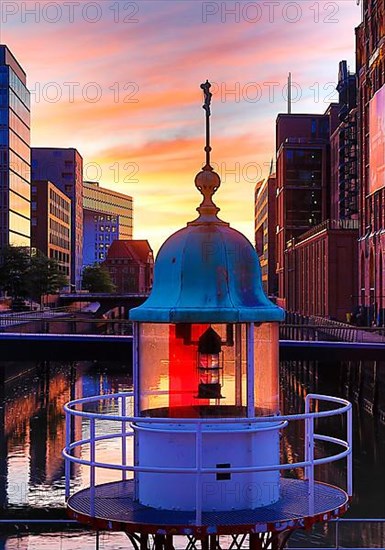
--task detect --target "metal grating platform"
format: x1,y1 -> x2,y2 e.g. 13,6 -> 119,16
67,478 -> 349,536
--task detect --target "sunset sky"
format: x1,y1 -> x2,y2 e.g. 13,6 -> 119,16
0,0 -> 362,253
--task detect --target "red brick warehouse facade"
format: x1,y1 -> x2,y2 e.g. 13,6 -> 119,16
356,0 -> 385,324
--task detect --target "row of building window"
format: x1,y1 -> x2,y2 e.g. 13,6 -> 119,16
93,214 -> 118,222
10,127 -> 30,164
108,259 -> 135,265
96,225 -> 117,234
49,249 -> 70,264
84,189 -> 133,212
48,190 -> 70,224
109,267 -> 136,274
9,68 -> 30,110
9,210 -> 30,237
96,243 -> 110,250
9,189 -> 30,218
49,217 -> 70,239
10,149 -> 30,180
49,249 -> 70,276
49,233 -> 70,249
98,233 -> 114,242
9,90 -> 30,127
10,109 -> 29,144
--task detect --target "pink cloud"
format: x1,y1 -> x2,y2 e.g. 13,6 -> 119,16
1,0 -> 362,251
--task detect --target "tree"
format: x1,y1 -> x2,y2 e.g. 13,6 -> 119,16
82,264 -> 116,293
26,251 -> 68,303
0,245 -> 30,300
0,246 -> 68,306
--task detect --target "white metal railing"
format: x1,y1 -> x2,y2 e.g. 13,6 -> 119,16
63,393 -> 353,526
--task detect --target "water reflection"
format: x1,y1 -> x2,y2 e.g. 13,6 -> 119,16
0,359 -> 383,548
281,360 -> 385,549
0,361 -> 132,509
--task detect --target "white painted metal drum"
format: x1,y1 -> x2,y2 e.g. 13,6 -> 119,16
134,421 -> 284,511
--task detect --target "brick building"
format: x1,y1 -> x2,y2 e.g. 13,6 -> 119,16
285,220 -> 358,321
276,107 -> 339,306
254,174 -> 277,296
275,66 -> 360,320
356,0 -> 385,323
103,240 -> 153,293
330,61 -> 358,222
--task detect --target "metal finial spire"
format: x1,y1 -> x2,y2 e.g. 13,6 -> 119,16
200,80 -> 212,169
192,80 -> 223,225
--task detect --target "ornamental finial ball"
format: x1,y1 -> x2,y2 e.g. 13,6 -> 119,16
194,168 -> 221,208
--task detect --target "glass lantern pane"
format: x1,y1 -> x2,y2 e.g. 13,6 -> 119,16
139,323 -> 170,414
138,323 -> 248,418
212,323 -> 247,413
254,322 -> 279,415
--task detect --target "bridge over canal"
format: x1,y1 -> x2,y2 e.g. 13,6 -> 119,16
0,333 -> 385,361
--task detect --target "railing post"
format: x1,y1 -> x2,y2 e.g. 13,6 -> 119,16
347,404 -> 353,497
65,408 -> 71,501
334,518 -> 339,549
90,417 -> 96,517
195,422 -> 202,526
304,395 -> 310,477
122,395 -> 127,481
305,395 -> 315,516
246,323 -> 255,418
308,414 -> 315,516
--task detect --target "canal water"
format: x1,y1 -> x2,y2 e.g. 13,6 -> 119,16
0,359 -> 384,549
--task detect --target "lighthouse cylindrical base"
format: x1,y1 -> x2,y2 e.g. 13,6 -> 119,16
134,420 -> 284,511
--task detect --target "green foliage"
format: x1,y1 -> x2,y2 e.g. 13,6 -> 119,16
0,245 -> 30,299
26,251 -> 68,302
0,246 -> 68,303
82,264 -> 116,293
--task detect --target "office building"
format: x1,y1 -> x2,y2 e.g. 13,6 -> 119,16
276,63 -> 360,321
0,45 -> 31,248
31,180 -> 71,280
83,181 -> 133,266
254,174 -> 277,296
31,148 -> 83,289
276,108 -> 339,306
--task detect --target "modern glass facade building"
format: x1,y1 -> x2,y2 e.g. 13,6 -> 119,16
0,45 -> 31,248
83,181 -> 133,266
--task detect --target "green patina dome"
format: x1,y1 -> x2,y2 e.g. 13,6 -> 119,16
130,166 -> 284,324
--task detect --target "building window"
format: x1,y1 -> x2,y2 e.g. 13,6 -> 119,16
311,119 -> 317,138
256,226 -> 264,256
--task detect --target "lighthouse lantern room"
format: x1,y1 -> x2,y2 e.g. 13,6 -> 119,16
64,82 -> 353,550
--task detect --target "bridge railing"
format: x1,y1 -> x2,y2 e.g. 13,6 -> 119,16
0,313 -> 133,334
280,322 -> 385,343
